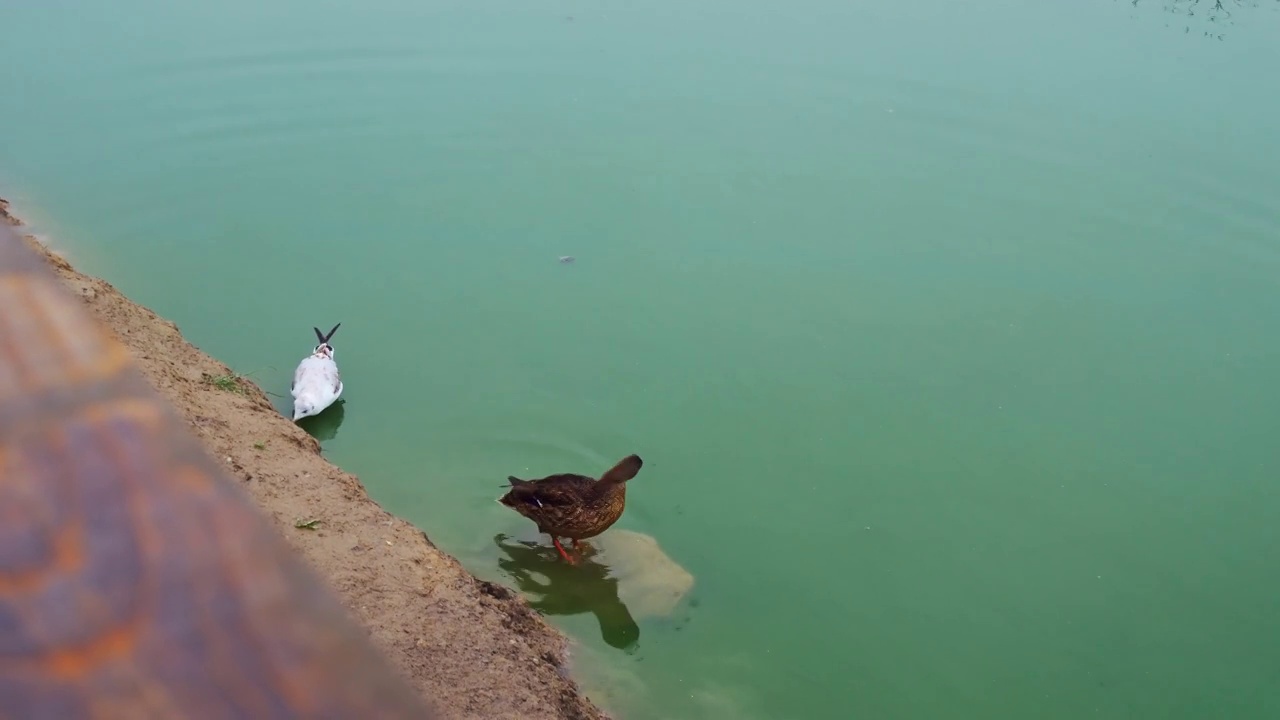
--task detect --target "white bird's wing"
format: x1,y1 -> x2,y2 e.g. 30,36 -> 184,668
323,360 -> 341,395
293,356 -> 342,406
291,358 -> 309,396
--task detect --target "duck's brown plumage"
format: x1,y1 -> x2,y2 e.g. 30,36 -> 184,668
499,454 -> 643,561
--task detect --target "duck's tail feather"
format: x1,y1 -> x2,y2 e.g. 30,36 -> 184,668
498,477 -> 531,507
600,454 -> 643,484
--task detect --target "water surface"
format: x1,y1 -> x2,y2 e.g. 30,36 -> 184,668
3,1 -> 1279,717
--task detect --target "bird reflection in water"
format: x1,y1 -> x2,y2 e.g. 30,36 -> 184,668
296,398 -> 345,442
494,533 -> 640,651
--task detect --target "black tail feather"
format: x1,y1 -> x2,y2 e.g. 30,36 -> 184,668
313,323 -> 342,345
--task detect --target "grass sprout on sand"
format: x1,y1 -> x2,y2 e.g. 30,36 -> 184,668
202,371 -> 250,394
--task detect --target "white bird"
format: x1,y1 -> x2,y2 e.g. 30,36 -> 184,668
291,323 -> 343,421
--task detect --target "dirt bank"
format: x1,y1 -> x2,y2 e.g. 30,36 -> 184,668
0,197 -> 607,720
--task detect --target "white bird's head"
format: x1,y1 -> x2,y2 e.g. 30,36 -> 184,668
293,399 -> 319,422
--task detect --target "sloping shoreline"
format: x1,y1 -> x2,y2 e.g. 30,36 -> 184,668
1,197 -> 607,720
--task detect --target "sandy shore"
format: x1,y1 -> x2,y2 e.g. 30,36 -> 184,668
1,197 -> 607,720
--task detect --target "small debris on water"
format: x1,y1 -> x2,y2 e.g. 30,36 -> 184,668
558,255 -> 575,264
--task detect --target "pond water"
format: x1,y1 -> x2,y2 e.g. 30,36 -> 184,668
3,1 -> 1279,717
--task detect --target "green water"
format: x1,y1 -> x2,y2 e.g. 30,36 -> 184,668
4,1 -> 1280,717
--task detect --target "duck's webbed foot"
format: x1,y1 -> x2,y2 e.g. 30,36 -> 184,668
551,537 -> 577,564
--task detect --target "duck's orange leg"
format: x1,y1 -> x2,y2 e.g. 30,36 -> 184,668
552,537 -> 576,564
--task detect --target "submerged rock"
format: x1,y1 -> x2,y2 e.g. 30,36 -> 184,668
492,527 -> 695,650
592,529 -> 694,619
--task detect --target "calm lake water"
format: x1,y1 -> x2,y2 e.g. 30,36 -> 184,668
4,1 -> 1280,717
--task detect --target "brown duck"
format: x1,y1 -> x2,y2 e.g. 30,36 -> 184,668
499,454 -> 644,563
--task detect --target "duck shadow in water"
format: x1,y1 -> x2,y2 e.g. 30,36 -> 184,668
296,399 -> 346,442
494,533 -> 640,652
